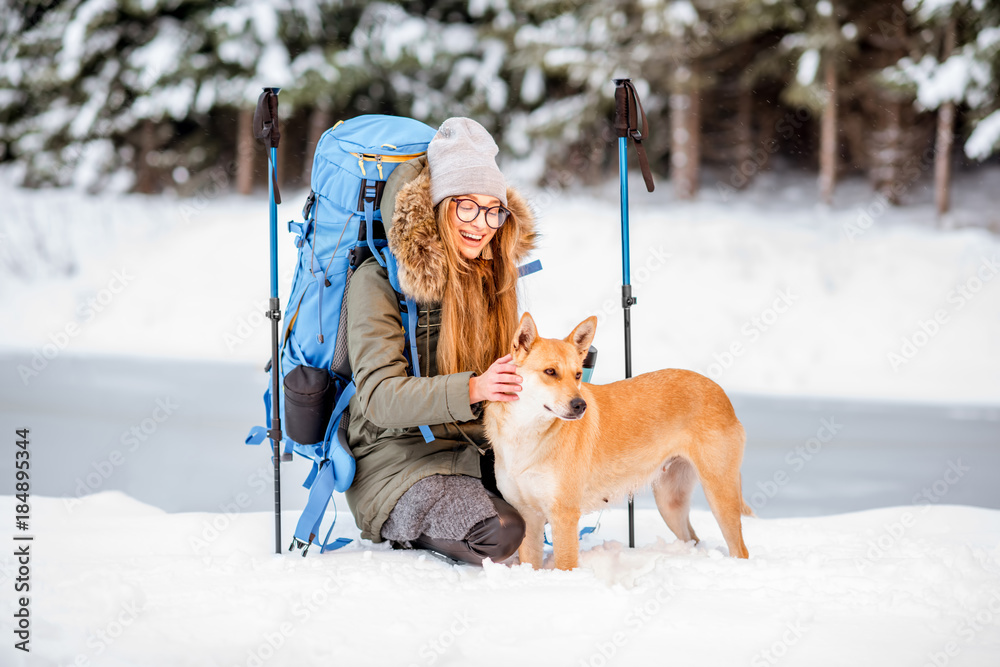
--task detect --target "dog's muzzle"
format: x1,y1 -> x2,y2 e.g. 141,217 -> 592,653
546,398 -> 587,420
567,397 -> 587,420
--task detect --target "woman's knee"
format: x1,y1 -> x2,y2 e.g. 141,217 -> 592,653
467,499 -> 525,561
495,507 -> 527,559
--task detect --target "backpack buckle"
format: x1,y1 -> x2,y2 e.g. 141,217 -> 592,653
302,191 -> 316,221
349,245 -> 374,269
356,180 -> 385,211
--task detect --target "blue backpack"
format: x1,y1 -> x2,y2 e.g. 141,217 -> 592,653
246,115 -> 440,555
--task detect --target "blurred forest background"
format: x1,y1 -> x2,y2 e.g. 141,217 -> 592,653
1,0 -> 999,215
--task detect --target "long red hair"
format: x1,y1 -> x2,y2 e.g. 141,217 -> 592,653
434,196 -> 524,375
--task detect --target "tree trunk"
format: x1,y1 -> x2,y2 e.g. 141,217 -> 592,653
135,119 -> 157,194
237,108 -> 255,196
874,99 -> 904,205
819,57 -> 838,205
758,102 -> 779,170
935,18 -> 957,218
689,88 -> 701,197
305,107 -> 331,186
670,64 -> 701,200
735,85 -> 754,190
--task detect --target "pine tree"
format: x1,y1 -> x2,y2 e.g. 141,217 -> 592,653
499,0 -> 749,197
700,0 -> 800,194
849,1 -> 929,206
493,0 -> 623,186
882,0 -> 1000,216
0,0 -> 230,191
2,0 -> 997,201
777,0 -> 862,205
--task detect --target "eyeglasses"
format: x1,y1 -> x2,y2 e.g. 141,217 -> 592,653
453,198 -> 510,229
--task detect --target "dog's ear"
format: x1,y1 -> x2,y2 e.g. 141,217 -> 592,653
513,312 -> 538,356
565,316 -> 597,359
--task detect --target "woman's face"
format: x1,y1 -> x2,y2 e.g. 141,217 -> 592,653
449,194 -> 501,260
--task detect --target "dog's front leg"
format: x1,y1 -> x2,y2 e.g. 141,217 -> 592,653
518,508 -> 546,569
551,506 -> 582,571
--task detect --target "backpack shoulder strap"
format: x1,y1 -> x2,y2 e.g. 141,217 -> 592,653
379,248 -> 435,443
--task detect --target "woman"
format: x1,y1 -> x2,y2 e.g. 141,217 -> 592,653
344,117 -> 537,565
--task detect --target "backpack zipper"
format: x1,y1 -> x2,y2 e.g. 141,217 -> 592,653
350,151 -> 425,179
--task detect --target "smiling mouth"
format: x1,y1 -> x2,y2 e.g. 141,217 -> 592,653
460,231 -> 483,243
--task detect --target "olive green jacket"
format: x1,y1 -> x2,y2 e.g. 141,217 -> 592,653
344,158 -> 537,542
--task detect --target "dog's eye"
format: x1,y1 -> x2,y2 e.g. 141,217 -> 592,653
544,368 -> 556,376
575,372 -> 582,380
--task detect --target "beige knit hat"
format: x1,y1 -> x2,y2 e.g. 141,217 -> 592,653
427,117 -> 507,207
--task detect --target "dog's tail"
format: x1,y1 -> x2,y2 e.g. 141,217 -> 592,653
739,478 -> 756,517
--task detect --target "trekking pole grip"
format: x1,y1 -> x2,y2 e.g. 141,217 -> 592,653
613,78 -> 631,138
612,79 -> 655,193
254,87 -> 282,204
253,87 -> 282,149
265,88 -> 281,149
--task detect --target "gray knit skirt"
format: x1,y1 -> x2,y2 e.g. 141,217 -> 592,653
380,474 -> 499,545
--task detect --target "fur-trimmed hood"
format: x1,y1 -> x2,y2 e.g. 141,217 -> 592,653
384,161 -> 537,304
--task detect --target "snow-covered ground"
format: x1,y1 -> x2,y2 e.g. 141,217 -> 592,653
2,492 -> 999,667
1,166 -> 999,403
2,169 -> 999,666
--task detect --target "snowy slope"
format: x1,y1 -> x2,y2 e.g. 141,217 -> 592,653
1,168 -> 999,404
2,492 -> 999,667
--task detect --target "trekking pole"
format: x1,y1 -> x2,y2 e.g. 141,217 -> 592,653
613,78 -> 655,549
253,87 -> 284,554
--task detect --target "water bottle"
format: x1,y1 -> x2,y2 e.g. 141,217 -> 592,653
582,346 -> 598,383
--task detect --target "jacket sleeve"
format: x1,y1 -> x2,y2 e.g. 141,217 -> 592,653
347,260 -> 479,429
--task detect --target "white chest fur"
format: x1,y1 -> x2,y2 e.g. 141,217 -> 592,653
488,399 -> 560,516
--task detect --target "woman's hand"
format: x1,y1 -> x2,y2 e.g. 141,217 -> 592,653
469,354 -> 522,403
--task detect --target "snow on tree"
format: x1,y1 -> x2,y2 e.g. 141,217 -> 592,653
1,1 -> 364,192
502,0 -> 777,198
965,108 -> 1000,158
844,2 -> 928,207
1,0 -> 998,203
776,0 -> 859,205
499,0 -> 625,186
0,0 -> 232,192
881,0 -> 1000,214
341,3 -> 494,123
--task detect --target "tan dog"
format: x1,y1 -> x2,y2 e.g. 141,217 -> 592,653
484,313 -> 751,570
